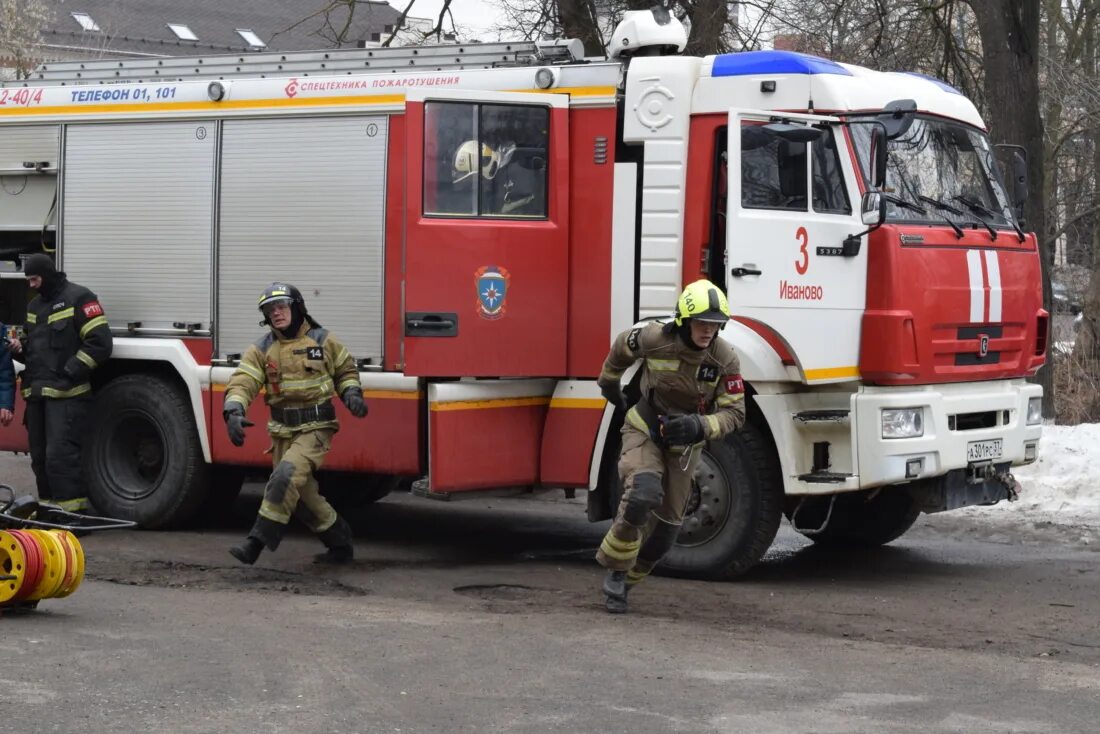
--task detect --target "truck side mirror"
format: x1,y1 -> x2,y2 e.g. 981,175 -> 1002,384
841,191 -> 887,257
861,191 -> 886,226
870,126 -> 888,190
1011,150 -> 1028,213
995,143 -> 1029,222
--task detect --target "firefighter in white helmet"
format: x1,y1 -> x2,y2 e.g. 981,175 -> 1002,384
224,283 -> 368,566
595,280 -> 746,613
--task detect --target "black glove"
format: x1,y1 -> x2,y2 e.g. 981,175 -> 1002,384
600,382 -> 627,412
63,358 -> 91,384
663,414 -> 705,445
342,387 -> 368,418
223,404 -> 254,447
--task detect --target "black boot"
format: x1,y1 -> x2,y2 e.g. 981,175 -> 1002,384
313,515 -> 354,565
602,570 -> 629,614
229,536 -> 264,565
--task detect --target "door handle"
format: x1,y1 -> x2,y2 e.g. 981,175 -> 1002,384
731,267 -> 763,277
405,312 -> 458,337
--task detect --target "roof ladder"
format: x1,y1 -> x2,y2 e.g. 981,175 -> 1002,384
15,39 -> 585,86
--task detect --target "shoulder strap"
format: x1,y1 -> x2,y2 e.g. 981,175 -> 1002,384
306,327 -> 329,345
253,332 -> 275,352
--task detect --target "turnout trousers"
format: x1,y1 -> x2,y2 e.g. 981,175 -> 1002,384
596,424 -> 703,586
25,395 -> 92,510
256,428 -> 339,538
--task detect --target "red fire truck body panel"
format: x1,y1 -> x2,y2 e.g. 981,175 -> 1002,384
429,399 -> 549,492
539,401 -> 606,487
861,226 -> 1046,385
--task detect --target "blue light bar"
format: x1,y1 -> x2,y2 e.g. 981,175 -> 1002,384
712,50 -> 852,78
900,71 -> 963,96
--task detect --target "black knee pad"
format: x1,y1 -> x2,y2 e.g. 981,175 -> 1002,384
623,472 -> 663,526
264,460 -> 296,504
638,519 -> 680,564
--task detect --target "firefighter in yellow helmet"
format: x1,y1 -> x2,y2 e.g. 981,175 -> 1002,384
224,283 -> 368,565
595,280 -> 746,613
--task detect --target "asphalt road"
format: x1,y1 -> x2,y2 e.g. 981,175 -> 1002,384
2,454 -> 1098,733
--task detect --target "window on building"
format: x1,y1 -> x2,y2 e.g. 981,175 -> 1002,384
741,122 -> 807,211
236,29 -> 266,48
71,12 -> 101,32
424,102 -> 550,219
369,32 -> 381,42
384,24 -> 394,33
167,23 -> 199,41
811,128 -> 851,214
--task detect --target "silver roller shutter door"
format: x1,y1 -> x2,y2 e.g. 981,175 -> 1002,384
0,125 -> 59,232
62,122 -> 215,330
217,116 -> 387,361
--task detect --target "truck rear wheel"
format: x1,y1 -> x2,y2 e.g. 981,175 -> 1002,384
787,488 -> 921,548
609,423 -> 784,580
84,374 -> 209,528
319,471 -> 399,512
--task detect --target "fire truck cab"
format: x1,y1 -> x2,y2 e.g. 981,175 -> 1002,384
0,9 -> 1044,578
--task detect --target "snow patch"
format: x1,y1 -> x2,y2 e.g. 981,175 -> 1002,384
961,422 -> 1100,528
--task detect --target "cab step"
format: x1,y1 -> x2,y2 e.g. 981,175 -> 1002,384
793,410 -> 850,424
797,471 -> 853,484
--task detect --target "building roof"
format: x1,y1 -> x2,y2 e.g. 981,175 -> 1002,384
40,0 -> 407,58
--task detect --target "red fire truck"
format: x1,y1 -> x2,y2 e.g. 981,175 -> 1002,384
0,9 -> 1044,578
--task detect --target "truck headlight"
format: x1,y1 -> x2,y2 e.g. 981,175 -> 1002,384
1027,397 -> 1042,425
882,408 -> 924,439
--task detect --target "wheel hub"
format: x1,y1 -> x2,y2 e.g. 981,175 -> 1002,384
677,451 -> 731,547
102,411 -> 167,500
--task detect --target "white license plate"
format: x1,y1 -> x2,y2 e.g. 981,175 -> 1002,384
967,439 -> 1003,462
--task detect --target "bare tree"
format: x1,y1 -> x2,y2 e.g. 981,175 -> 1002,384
274,0 -> 458,48
0,0 -> 54,78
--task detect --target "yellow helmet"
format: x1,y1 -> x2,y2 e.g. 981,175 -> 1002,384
674,279 -> 730,327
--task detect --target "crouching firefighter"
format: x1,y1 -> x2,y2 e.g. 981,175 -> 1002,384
224,283 -> 369,565
595,280 -> 746,613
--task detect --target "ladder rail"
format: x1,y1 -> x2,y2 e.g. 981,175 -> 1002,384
10,39 -> 584,87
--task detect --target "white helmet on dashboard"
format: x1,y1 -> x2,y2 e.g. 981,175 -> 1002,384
452,140 -> 516,183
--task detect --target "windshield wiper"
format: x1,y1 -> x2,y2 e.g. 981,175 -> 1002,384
955,195 -> 1026,243
917,195 -> 964,239
882,193 -> 927,215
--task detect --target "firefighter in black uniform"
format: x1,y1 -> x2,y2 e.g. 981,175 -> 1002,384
8,254 -> 112,512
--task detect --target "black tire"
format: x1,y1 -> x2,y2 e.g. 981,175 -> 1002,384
83,374 -> 210,528
192,466 -> 248,526
787,488 -> 921,548
319,471 -> 399,512
609,422 -> 784,580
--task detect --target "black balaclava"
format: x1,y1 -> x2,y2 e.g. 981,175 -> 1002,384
278,302 -> 305,338
24,253 -> 67,299
678,320 -> 706,351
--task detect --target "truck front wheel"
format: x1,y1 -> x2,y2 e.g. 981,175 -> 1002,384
84,374 -> 209,528
787,488 -> 921,548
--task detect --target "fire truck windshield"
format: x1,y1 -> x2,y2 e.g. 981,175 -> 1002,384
850,117 -> 1016,229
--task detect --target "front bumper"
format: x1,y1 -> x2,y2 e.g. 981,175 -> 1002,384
854,378 -> 1042,490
